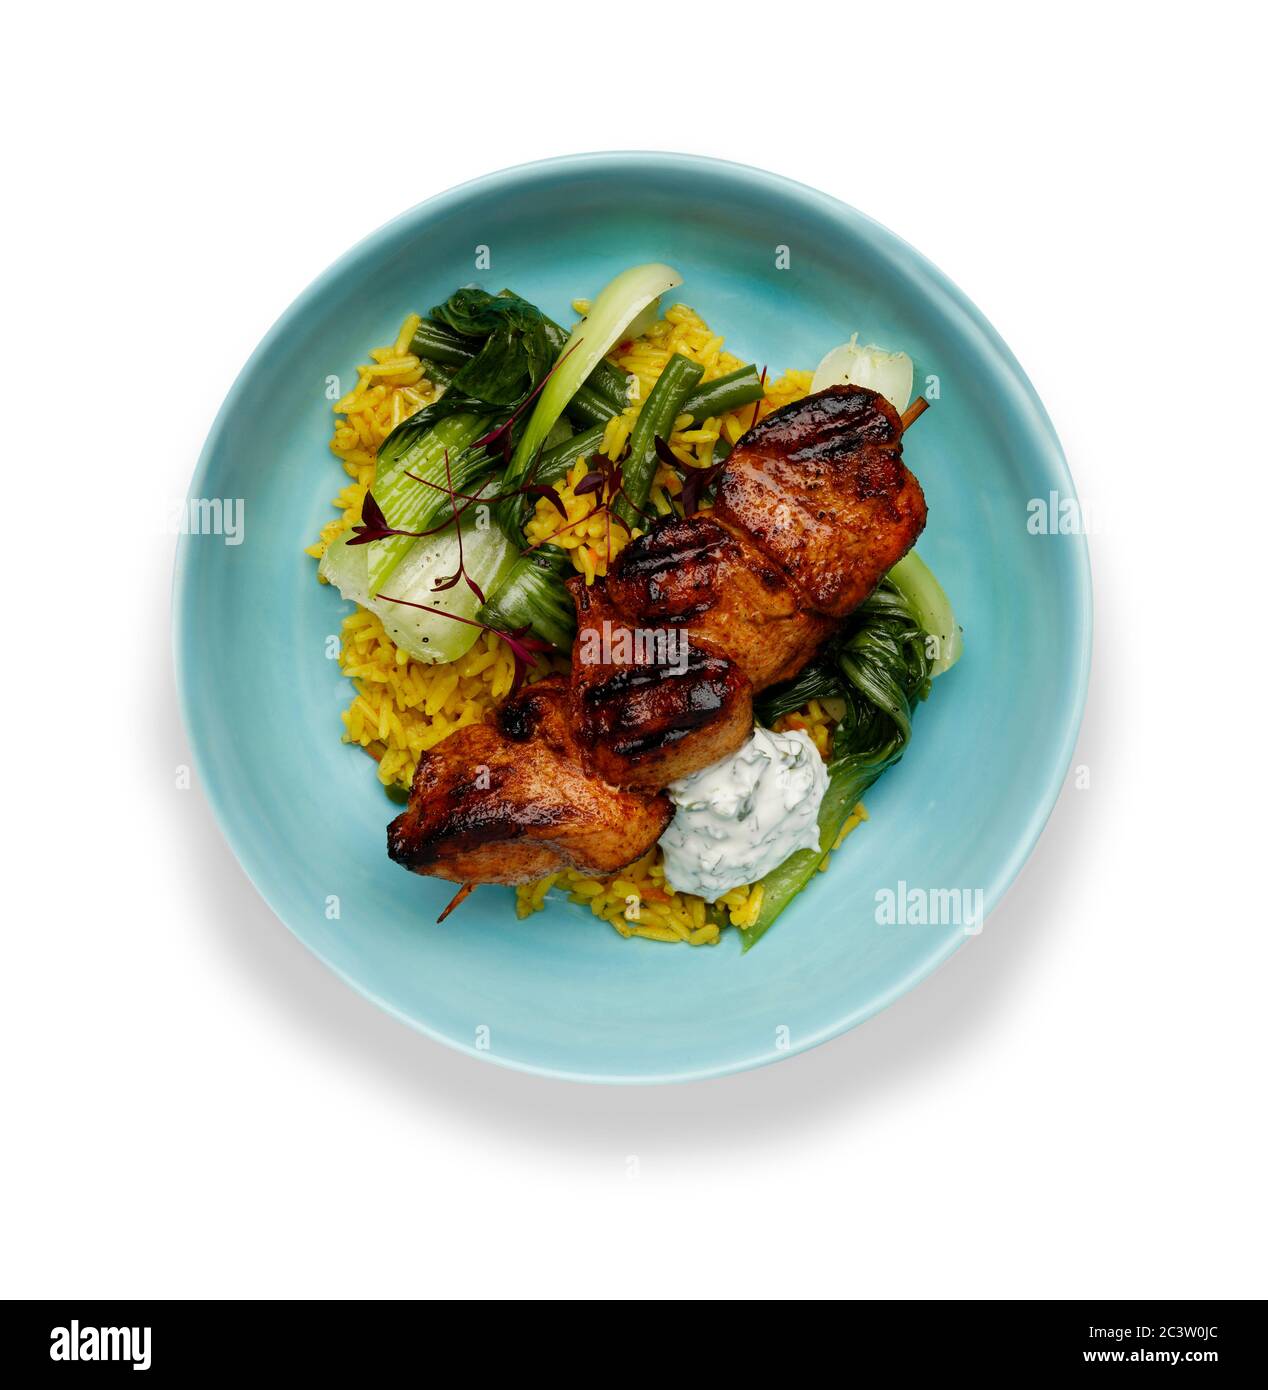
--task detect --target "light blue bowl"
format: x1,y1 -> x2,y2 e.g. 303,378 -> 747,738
174,153 -> 1090,1083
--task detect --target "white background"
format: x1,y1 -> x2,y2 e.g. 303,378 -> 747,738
4,1 -> 1265,1300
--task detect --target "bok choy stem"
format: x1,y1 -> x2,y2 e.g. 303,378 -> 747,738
366,414 -> 490,595
477,545 -> 577,652
541,316 -> 632,411
408,320 -> 477,368
887,551 -> 962,676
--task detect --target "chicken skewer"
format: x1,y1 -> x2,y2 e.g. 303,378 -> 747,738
388,384 -> 928,887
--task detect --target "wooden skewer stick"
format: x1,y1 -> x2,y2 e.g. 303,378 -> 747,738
437,882 -> 475,923
900,396 -> 929,431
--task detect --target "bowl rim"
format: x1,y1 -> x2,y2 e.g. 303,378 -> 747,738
173,150 -> 1093,1084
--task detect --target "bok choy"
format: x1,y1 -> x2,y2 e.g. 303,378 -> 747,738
321,480 -> 517,665
743,572 -> 955,950
362,286 -> 566,593
478,545 -> 577,654
366,413 -> 491,596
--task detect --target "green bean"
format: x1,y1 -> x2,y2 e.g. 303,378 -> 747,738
554,363 -> 765,435
614,353 -> 703,529
679,364 -> 765,425
416,306 -> 631,419
565,383 -> 623,428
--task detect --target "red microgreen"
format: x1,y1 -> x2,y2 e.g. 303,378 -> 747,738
345,491 -> 397,546
518,483 -> 568,519
519,453 -> 655,573
401,472 -> 495,506
654,435 -> 726,519
430,450 -> 486,602
346,487 -> 469,546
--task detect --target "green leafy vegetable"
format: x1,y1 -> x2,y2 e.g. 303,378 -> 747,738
378,291 -> 553,458
363,287 -> 576,593
742,579 -> 939,950
478,545 -> 577,653
428,288 -> 554,405
887,550 -> 963,676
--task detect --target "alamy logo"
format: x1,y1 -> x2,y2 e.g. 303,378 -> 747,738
165,496 -> 245,545
875,881 -> 985,935
577,619 -> 690,676
1026,490 -> 1096,535
50,1320 -> 151,1370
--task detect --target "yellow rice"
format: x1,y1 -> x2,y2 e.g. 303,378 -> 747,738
309,303 -> 868,944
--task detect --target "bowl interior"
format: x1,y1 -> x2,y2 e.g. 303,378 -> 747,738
176,154 -> 1089,1082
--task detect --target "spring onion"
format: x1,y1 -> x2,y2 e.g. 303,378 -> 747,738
810,334 -> 914,413
500,262 -> 683,503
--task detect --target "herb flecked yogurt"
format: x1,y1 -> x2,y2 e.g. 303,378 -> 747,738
659,726 -> 829,900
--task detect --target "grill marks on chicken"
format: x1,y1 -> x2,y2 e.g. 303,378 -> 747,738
571,578 -> 753,791
715,385 -> 926,617
387,385 -> 927,886
387,676 -> 673,885
599,513 -> 834,690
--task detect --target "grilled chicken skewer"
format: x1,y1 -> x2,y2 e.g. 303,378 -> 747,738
388,384 -> 927,885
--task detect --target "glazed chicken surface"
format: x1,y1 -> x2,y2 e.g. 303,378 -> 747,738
388,384 -> 927,885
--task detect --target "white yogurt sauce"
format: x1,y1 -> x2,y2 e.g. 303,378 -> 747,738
659,726 -> 829,900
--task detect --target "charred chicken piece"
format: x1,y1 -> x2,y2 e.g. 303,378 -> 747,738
387,676 -> 672,884
570,579 -> 753,791
714,385 -> 927,617
599,511 -> 835,691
